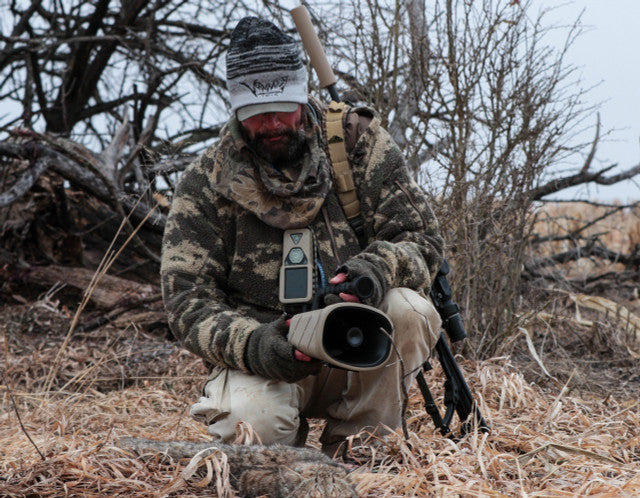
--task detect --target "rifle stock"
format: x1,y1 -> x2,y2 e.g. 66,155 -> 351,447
291,5 -> 341,102
435,333 -> 489,435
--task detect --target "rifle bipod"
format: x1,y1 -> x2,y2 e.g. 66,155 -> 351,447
415,333 -> 489,439
419,259 -> 490,438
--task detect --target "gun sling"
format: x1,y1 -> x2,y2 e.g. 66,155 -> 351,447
324,101 -> 367,248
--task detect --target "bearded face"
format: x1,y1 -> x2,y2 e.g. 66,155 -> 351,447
246,127 -> 307,165
240,105 -> 307,166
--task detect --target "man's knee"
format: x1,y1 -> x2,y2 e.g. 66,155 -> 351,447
380,288 -> 442,352
190,369 -> 302,445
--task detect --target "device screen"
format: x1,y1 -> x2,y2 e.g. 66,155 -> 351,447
284,267 -> 308,299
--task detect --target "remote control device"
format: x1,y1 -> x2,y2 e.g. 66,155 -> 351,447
279,228 -> 314,304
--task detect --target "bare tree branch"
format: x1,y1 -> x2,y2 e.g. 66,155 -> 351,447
530,162 -> 640,200
0,141 -> 165,232
525,242 -> 640,273
0,156 -> 50,208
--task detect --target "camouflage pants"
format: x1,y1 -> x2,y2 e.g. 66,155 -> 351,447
190,288 -> 442,448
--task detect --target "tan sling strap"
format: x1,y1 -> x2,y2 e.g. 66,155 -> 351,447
325,101 -> 361,221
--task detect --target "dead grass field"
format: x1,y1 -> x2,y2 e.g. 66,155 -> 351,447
1,202 -> 639,497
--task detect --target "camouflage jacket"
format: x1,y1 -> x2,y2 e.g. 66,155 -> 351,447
161,98 -> 444,372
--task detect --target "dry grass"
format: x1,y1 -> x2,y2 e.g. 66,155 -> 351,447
1,201 -> 639,496
1,295 -> 639,497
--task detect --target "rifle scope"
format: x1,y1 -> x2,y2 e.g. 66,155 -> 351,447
430,260 -> 467,343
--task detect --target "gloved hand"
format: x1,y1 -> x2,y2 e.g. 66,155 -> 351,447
337,258 -> 386,307
244,316 -> 321,383
322,291 -> 345,306
323,273 -> 361,305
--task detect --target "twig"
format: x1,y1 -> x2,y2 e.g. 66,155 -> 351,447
537,198 -> 640,209
1,368 -> 46,461
524,242 -> 640,272
2,325 -> 8,373
531,204 -> 629,245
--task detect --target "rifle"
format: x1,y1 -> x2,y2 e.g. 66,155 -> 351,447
291,5 -> 489,438
423,259 -> 490,437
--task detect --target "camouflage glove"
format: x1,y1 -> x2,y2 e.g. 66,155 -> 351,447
322,293 -> 343,306
337,258 -> 387,307
244,317 -> 321,383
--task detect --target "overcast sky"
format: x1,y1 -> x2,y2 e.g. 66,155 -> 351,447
538,1 -> 640,202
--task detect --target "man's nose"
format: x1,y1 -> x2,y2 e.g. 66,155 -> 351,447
261,113 -> 280,129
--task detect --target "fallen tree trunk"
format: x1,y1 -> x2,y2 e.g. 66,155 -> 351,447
23,264 -> 159,309
119,436 -> 356,497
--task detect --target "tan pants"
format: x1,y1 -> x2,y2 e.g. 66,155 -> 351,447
190,288 -> 441,447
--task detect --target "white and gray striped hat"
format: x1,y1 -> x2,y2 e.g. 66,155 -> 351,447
226,17 -> 308,121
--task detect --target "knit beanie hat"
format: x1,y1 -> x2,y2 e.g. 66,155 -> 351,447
226,17 -> 308,121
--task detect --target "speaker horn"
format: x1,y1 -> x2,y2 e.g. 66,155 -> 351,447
287,303 -> 394,371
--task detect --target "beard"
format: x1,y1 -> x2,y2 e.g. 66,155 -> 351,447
247,128 -> 307,166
